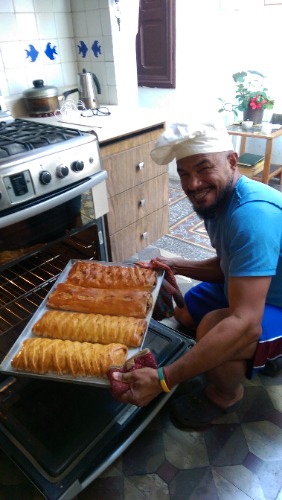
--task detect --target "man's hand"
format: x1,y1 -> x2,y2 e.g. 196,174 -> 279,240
137,258 -> 184,320
109,367 -> 163,407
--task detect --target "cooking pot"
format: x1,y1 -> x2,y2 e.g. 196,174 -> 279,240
64,69 -> 101,110
23,80 -> 65,117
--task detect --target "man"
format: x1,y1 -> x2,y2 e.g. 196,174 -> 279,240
110,121 -> 282,429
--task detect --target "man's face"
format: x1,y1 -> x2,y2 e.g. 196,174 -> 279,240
177,151 -> 238,219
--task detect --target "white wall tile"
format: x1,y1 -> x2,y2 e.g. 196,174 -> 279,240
57,38 -> 76,62
105,61 -> 115,85
1,42 -> 26,69
44,63 -> 64,87
70,0 -> 86,12
0,14 -> 18,42
13,0 -> 34,12
98,0 -> 110,9
102,35 -> 113,61
34,0 -> 54,13
72,12 -> 88,37
5,67 -> 29,94
0,71 -> 9,96
16,13 -> 39,40
61,61 -> 78,87
86,9 -> 102,36
55,12 -> 74,38
108,84 -> 117,105
100,8 -> 111,35
85,0 -> 100,9
0,0 -> 14,13
36,13 -> 57,39
54,0 -> 71,13
89,38 -> 104,62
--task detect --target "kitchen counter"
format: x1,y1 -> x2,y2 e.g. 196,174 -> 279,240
23,105 -> 167,144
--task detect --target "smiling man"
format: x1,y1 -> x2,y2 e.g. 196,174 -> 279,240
110,121 -> 282,429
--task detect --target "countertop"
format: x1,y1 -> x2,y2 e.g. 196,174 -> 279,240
22,105 -> 167,144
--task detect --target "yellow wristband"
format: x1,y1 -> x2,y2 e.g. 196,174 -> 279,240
158,367 -> 171,393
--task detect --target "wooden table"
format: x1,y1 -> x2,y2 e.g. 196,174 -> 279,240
227,124 -> 282,184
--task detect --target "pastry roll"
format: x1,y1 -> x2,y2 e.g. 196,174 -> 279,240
47,283 -> 152,318
32,310 -> 147,347
65,261 -> 157,290
11,338 -> 128,377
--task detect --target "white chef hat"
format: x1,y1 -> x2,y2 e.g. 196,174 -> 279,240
151,121 -> 234,165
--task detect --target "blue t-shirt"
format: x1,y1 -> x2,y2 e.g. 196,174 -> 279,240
205,176 -> 282,308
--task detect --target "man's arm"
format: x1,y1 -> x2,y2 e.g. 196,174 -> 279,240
111,275 -> 271,406
156,256 -> 225,283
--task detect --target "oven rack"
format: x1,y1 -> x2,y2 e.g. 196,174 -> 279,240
0,230 -> 101,364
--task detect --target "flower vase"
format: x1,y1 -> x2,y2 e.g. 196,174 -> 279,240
243,107 -> 264,125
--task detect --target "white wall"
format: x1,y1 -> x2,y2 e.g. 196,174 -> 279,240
138,0 -> 282,175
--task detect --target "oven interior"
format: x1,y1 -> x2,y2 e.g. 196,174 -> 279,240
0,220 -> 195,500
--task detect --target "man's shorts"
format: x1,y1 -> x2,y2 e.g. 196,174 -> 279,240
185,282 -> 282,378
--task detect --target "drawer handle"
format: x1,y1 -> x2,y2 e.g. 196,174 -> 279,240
139,199 -> 145,207
141,232 -> 148,240
137,161 -> 145,170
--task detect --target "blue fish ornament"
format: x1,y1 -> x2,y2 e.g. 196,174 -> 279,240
25,44 -> 39,62
91,40 -> 102,58
45,42 -> 58,60
77,41 -> 88,59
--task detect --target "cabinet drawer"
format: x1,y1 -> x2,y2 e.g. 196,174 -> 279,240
107,174 -> 168,235
109,206 -> 169,262
101,140 -> 167,197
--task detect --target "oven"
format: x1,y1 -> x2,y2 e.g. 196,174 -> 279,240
0,118 -> 195,499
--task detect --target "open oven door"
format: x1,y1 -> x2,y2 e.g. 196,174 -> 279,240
0,319 -> 195,500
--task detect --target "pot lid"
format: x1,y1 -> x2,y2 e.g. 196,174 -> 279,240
23,80 -> 58,98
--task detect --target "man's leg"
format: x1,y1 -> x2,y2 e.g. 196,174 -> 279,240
195,308 -> 257,408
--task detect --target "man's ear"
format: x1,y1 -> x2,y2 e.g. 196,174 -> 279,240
227,152 -> 238,171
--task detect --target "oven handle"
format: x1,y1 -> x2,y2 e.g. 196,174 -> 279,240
0,170 -> 107,229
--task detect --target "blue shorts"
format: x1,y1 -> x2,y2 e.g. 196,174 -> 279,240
185,282 -> 282,378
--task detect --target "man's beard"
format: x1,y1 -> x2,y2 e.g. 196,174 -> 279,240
192,176 -> 233,220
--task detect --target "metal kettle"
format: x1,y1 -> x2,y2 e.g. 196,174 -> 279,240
64,69 -> 101,110
78,69 -> 101,110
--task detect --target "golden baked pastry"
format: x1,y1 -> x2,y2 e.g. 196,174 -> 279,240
65,261 -> 157,290
32,310 -> 147,347
47,283 -> 152,318
11,338 -> 128,377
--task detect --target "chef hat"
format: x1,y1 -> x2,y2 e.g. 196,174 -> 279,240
151,121 -> 234,165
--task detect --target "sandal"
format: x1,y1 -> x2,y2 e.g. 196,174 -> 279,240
170,391 -> 242,429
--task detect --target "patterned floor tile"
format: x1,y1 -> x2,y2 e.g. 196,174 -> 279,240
212,465 -> 264,500
204,424 -> 249,466
242,421 -> 282,461
125,474 -> 170,499
169,468 -> 218,500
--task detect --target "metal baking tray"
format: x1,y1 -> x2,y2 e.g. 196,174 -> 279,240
0,260 -> 164,387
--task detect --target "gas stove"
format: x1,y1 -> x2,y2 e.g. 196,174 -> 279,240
0,119 -> 105,226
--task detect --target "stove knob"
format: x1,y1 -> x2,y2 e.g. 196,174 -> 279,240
71,160 -> 84,172
39,171 -> 52,185
56,165 -> 69,178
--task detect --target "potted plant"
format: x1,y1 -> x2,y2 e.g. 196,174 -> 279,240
218,70 -> 274,124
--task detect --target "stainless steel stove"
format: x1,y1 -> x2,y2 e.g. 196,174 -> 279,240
0,118 -> 106,228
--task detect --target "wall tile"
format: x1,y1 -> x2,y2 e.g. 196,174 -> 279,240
102,35 -> 114,62
70,0 -> 86,12
6,68 -> 29,94
0,0 -> 14,13
16,13 -> 38,40
57,38 -> 76,63
44,63 -> 64,87
34,0 -> 54,13
72,12 -> 88,37
36,13 -> 57,39
0,14 -> 18,42
39,39 -> 60,65
1,42 -> 26,69
86,0 -> 100,9
100,8 -> 112,36
55,12 -> 74,38
75,37 -> 92,63
61,62 -> 78,87
54,0 -> 71,13
13,0 -> 34,12
86,9 -> 102,36
105,61 -> 116,85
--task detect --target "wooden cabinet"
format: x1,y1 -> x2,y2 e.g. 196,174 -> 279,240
100,125 -> 169,261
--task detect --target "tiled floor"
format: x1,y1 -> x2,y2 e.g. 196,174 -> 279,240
0,179 -> 281,500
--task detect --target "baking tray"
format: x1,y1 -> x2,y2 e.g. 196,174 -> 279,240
0,260 -> 164,387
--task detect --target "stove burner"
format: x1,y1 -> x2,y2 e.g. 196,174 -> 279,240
0,119 -> 85,158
